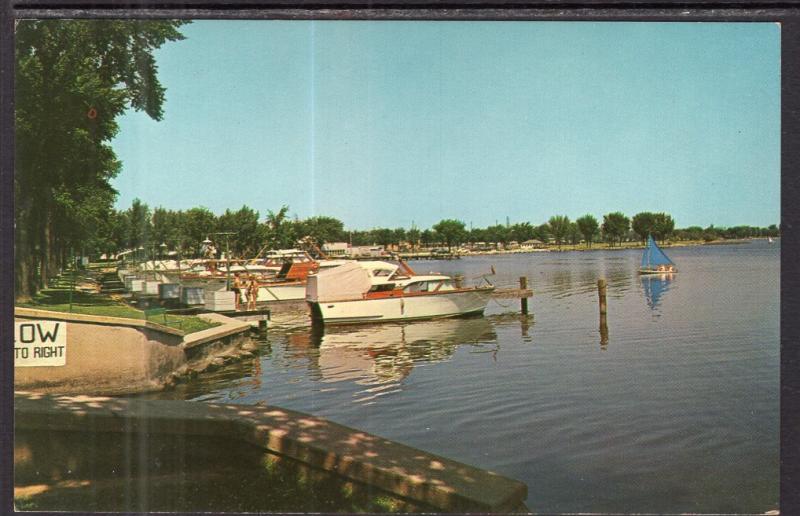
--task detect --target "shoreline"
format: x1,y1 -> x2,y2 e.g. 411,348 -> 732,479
439,237 -> 770,258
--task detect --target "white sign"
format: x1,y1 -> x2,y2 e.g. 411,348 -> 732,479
14,321 -> 67,367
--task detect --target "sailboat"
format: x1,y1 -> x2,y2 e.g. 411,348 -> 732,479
639,235 -> 677,274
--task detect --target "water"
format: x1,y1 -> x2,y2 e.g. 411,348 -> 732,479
150,240 -> 779,514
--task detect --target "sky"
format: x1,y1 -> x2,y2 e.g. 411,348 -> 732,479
111,20 -> 780,230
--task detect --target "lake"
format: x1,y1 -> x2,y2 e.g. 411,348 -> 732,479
149,240 -> 779,514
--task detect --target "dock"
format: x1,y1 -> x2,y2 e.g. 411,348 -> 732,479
397,252 -> 461,260
491,287 -> 533,299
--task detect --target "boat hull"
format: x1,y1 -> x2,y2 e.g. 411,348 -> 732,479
309,288 -> 494,325
638,268 -> 677,275
257,284 -> 307,302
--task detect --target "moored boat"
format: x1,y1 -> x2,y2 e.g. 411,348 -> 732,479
141,249 -> 352,302
639,235 -> 677,274
306,260 -> 494,325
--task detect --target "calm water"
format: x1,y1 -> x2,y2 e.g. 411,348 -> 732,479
152,240 -> 780,514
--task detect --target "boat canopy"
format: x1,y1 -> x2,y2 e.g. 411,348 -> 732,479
306,262 -> 372,302
642,235 -> 674,269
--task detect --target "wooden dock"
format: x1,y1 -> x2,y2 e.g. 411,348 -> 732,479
491,277 -> 532,314
491,287 -> 533,299
397,252 -> 461,260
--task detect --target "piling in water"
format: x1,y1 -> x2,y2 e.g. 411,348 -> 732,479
598,279 -> 608,346
597,279 -> 607,315
520,277 -> 529,315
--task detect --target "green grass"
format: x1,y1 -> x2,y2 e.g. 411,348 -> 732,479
17,288 -> 218,335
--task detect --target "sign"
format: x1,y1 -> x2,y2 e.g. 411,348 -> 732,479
14,321 -> 67,367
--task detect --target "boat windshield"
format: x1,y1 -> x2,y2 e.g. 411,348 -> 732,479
403,279 -> 455,292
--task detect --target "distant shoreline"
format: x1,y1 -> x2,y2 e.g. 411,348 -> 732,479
442,237 -> 773,258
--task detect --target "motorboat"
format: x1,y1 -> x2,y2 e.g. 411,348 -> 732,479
306,260 -> 494,325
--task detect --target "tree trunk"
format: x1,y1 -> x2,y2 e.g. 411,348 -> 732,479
39,209 -> 51,289
14,208 -> 35,302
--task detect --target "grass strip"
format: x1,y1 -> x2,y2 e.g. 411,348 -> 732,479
17,288 -> 219,335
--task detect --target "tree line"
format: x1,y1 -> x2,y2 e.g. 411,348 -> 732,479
94,201 -> 781,259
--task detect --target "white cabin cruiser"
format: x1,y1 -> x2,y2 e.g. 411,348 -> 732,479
306,261 -> 494,325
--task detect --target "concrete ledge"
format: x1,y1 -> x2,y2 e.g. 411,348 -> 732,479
14,310 -> 255,395
15,307 -> 183,336
182,312 -> 253,349
15,392 -> 528,512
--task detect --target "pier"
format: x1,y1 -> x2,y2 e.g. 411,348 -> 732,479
397,251 -> 461,260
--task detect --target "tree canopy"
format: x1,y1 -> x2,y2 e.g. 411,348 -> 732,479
432,219 -> 467,251
631,212 -> 657,243
15,19 -> 189,299
576,214 -> 599,247
548,215 -> 571,248
601,212 -> 630,246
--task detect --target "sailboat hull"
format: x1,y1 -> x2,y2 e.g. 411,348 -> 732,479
638,268 -> 677,275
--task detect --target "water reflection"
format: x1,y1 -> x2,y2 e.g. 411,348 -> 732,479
641,273 -> 675,310
599,313 -> 609,348
287,317 -> 497,389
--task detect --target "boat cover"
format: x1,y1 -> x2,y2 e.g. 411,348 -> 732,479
306,262 -> 372,302
641,235 -> 675,268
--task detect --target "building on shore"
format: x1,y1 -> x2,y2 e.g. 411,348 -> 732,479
322,242 -> 387,259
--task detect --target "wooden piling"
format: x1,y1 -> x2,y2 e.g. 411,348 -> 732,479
597,279 -> 607,315
520,277 -> 529,315
598,279 -> 608,346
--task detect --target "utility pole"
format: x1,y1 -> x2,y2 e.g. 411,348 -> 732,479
212,231 -> 236,290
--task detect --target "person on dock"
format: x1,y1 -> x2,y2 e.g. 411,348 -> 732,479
232,273 -> 243,311
247,275 -> 259,311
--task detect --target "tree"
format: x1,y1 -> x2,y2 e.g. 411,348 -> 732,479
151,207 -> 181,250
420,229 -> 435,247
180,207 -> 217,256
216,205 -> 262,257
601,212 -> 630,246
485,224 -> 511,249
124,198 -> 152,251
393,228 -> 407,249
371,228 -> 395,248
15,19 -> 188,299
406,227 -> 421,250
510,222 -> 535,243
432,219 -> 467,251
534,224 -> 551,244
264,205 -> 295,251
678,226 -> 704,241
631,212 -> 657,243
567,222 -> 581,245
548,215 -> 571,249
349,230 -> 372,247
767,224 -> 779,237
651,213 -> 675,242
576,214 -> 599,248
296,216 -> 345,247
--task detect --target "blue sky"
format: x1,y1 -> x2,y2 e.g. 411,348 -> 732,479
112,20 -> 780,230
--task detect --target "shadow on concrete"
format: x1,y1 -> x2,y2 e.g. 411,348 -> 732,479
15,392 -> 528,513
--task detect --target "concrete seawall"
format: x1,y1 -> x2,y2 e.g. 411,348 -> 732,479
14,308 -> 255,395
15,392 -> 528,512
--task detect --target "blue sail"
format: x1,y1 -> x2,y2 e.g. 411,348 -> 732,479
641,235 -> 674,269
